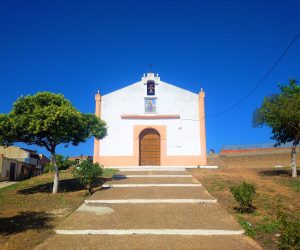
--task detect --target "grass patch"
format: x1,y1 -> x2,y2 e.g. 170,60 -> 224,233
0,168 -> 117,249
206,176 -> 235,192
191,167 -> 300,250
238,216 -> 256,238
102,168 -> 118,178
277,177 -> 300,192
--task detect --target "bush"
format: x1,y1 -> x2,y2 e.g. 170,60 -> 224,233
44,163 -> 54,173
72,160 -> 103,195
277,210 -> 300,249
44,155 -> 75,173
230,182 -> 255,213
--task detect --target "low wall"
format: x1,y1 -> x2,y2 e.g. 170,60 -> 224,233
208,147 -> 300,168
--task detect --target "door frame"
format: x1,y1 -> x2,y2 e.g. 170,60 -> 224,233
133,125 -> 166,166
9,162 -> 16,181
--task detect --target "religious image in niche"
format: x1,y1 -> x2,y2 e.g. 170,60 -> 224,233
145,99 -> 156,113
147,80 -> 155,95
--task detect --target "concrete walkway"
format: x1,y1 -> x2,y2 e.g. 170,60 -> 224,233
36,168 -> 261,250
0,181 -> 16,189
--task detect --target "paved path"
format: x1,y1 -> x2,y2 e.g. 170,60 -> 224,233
0,181 -> 16,189
36,168 -> 261,250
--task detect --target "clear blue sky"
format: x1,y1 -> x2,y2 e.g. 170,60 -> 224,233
0,0 -> 299,158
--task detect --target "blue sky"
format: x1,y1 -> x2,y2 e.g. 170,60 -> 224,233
0,0 -> 299,157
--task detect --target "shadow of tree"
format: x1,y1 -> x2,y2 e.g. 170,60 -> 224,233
258,169 -> 300,177
0,211 -> 52,236
17,178 -> 111,195
233,205 -> 257,214
112,175 -> 127,180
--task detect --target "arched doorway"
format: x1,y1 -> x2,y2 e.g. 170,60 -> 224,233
139,128 -> 161,166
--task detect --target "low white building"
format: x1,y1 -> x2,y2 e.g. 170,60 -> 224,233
0,146 -> 49,181
93,72 -> 207,167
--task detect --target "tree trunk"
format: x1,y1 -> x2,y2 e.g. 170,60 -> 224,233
51,151 -> 59,193
86,184 -> 92,196
291,142 -> 297,178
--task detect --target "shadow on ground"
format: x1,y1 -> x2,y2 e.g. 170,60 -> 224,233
17,178 -> 110,195
0,211 -> 52,236
112,175 -> 127,180
258,169 -> 300,177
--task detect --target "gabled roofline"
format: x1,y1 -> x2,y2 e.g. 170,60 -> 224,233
101,73 -> 199,97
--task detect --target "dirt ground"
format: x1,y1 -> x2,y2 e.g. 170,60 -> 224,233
0,170 -> 115,250
189,167 -> 300,250
0,167 -> 299,250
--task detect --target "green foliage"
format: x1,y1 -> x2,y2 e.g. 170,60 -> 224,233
0,92 -> 107,149
253,79 -> 300,146
238,216 -> 256,238
277,210 -> 300,249
253,78 -> 300,177
230,182 -> 256,212
256,216 -> 281,234
0,92 -> 107,193
277,178 -> 300,193
44,155 -> 75,173
72,160 -> 103,195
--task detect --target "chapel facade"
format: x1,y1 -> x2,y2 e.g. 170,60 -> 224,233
93,72 -> 207,166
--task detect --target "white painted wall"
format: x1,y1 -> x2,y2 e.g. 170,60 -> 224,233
100,73 -> 201,156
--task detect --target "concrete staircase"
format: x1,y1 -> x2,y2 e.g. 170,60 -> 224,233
35,167 -> 261,250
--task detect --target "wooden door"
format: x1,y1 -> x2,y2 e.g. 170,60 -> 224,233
139,129 -> 160,166
9,163 -> 16,181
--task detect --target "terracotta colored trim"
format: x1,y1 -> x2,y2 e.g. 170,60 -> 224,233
95,124 -> 204,166
163,156 -> 202,166
93,92 -> 101,164
121,114 -> 180,119
98,156 -> 138,166
199,90 -> 207,165
96,155 -> 202,167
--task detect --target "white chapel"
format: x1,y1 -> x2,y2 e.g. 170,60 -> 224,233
93,72 -> 207,167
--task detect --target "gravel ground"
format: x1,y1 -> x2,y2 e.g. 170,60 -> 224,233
107,177 -> 198,184
88,186 -> 213,200
35,234 -> 261,250
35,169 -> 261,250
56,203 -> 242,230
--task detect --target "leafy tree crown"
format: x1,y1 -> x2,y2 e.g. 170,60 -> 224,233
0,92 -> 106,152
253,79 -> 300,146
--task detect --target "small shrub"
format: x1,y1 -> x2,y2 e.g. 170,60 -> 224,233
72,160 -> 103,195
230,182 -> 255,213
277,210 -> 300,249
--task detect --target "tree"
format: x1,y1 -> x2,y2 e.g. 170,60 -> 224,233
44,154 -> 75,173
253,79 -> 300,177
0,92 -> 106,192
72,160 -> 103,195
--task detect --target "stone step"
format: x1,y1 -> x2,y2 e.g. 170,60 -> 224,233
106,177 -> 199,185
102,184 -> 202,188
85,199 -> 217,204
111,167 -> 187,171
56,229 -> 243,235
56,203 -> 242,231
114,174 -> 193,178
107,166 -> 218,170
88,186 -> 214,200
117,171 -> 191,175
35,235 -> 261,250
